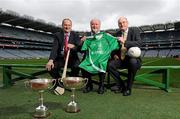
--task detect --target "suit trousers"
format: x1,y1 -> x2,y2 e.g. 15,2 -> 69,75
108,56 -> 141,90
48,57 -> 80,79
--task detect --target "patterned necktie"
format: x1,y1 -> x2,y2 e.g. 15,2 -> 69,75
120,32 -> 127,60
64,33 -> 68,60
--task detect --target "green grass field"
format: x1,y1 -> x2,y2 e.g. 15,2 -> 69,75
0,58 -> 180,119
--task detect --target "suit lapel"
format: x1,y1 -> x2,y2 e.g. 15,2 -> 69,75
68,32 -> 74,44
127,28 -> 132,41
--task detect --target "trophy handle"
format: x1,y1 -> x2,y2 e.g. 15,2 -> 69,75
47,79 -> 57,90
82,78 -> 88,88
24,80 -> 30,89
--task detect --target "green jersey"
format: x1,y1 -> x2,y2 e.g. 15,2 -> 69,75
79,32 -> 120,74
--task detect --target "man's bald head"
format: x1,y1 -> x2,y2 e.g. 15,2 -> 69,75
118,16 -> 128,31
90,18 -> 101,34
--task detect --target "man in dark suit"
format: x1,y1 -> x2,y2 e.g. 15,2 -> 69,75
46,18 -> 80,93
108,16 -> 142,96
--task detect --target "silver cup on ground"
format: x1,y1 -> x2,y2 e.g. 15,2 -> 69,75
25,78 -> 52,118
61,77 -> 88,113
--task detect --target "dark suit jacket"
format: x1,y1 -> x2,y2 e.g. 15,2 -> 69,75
115,27 -> 142,49
111,27 -> 142,57
49,30 -> 80,62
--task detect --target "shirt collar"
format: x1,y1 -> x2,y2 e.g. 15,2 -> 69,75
91,31 -> 100,36
121,28 -> 128,34
125,28 -> 128,33
64,32 -> 70,36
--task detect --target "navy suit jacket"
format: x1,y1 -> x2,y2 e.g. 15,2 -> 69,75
49,30 -> 80,61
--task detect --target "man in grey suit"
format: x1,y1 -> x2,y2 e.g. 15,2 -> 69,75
108,16 -> 142,96
46,18 -> 80,92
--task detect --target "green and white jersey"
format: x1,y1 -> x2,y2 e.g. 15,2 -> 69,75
79,32 -> 120,74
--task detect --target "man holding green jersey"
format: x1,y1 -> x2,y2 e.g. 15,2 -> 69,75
79,19 -> 120,94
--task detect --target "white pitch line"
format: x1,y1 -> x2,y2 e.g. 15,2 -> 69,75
142,58 -> 161,65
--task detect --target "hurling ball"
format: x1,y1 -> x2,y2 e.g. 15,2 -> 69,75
127,47 -> 141,58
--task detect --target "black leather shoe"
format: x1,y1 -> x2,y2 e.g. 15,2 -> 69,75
83,85 -> 93,93
97,86 -> 104,94
122,89 -> 131,96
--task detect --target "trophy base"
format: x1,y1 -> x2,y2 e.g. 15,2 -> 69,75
33,111 -> 51,118
33,106 -> 50,118
65,101 -> 80,113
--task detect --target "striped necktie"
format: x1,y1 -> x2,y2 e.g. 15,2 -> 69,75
120,32 -> 127,60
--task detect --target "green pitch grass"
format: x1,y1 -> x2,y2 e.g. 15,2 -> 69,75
0,58 -> 180,119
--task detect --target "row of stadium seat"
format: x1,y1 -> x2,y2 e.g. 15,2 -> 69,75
0,23 -> 180,59
0,25 -> 53,42
0,49 -> 50,59
142,49 -> 180,57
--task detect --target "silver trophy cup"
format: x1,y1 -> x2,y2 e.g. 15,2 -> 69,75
25,78 -> 52,118
61,77 -> 88,113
